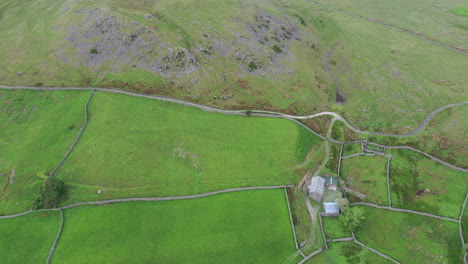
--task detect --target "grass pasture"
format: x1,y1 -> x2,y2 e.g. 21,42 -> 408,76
389,149 -> 467,219
355,206 -> 462,263
322,217 -> 350,240
56,91 -> 321,204
306,241 -> 393,264
52,189 -> 297,264
0,210 -> 60,264
340,155 -> 388,205
0,89 -> 91,214
452,7 -> 468,18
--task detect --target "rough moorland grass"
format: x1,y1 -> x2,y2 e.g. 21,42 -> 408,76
306,241 -> 393,264
0,210 -> 60,264
322,217 -> 351,239
52,189 -> 297,264
310,0 -> 468,48
56,91 -> 321,204
355,206 -> 462,263
341,155 -> 388,204
452,7 -> 468,18
0,89 -> 90,214
389,149 -> 467,219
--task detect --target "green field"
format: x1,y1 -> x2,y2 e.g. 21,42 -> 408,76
0,89 -> 90,214
355,206 -> 462,263
389,149 -> 467,219
341,155 -> 389,205
56,91 -> 321,204
322,216 -> 350,239
52,189 -> 297,263
306,241 -> 392,264
452,7 -> 468,18
0,210 -> 60,263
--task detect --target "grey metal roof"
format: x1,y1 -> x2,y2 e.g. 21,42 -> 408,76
323,202 -> 340,214
309,176 -> 325,193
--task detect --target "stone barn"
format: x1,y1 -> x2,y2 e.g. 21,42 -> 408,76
308,176 -> 325,202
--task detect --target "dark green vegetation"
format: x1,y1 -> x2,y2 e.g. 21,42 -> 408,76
0,89 -> 90,215
388,149 -> 467,219
0,0 -> 466,133
52,189 -> 297,264
340,206 -> 365,232
33,178 -> 65,209
56,92 -> 320,205
0,211 -> 60,263
322,216 -> 350,239
307,241 -> 393,264
452,7 -> 468,18
355,206 -> 462,263
341,155 -> 388,205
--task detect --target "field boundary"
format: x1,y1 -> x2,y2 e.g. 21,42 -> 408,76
459,191 -> 468,263
49,90 -> 96,177
46,209 -> 64,264
0,185 -> 293,219
284,188 -> 307,258
386,155 -> 392,207
302,0 -> 468,56
353,238 -> 400,264
351,202 -> 459,222
297,248 -> 323,264
0,86 -> 465,172
318,213 -> 328,250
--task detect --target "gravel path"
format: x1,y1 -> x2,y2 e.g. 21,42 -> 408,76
327,237 -> 354,243
0,185 -> 292,219
1,86 -> 465,139
301,0 -> 468,56
351,202 -> 459,222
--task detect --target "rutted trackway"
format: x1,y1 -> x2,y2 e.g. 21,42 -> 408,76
1,85 -> 466,172
0,185 -> 292,219
302,0 -> 468,56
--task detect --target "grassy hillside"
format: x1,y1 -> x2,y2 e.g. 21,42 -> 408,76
388,149 -> 467,219
0,89 -> 90,214
0,210 -> 60,264
310,0 -> 468,49
56,91 -> 322,204
355,206 -> 462,263
0,0 -> 466,134
52,189 -> 297,264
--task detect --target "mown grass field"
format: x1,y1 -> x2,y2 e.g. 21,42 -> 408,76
56,91 -> 321,204
388,149 -> 467,219
310,0 -> 468,49
340,155 -> 389,205
355,206 -> 462,263
52,189 -> 297,264
306,241 -> 393,264
0,210 -> 60,264
0,89 -> 90,214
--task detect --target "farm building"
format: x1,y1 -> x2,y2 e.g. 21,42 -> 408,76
308,176 -> 325,202
322,202 -> 340,217
321,176 -> 339,191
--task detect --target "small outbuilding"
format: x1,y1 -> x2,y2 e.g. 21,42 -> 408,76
321,176 -> 339,191
323,202 -> 340,217
308,176 -> 325,202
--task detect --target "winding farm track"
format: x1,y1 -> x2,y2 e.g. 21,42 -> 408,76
1,85 -> 466,173
302,0 -> 468,56
0,185 -> 292,219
